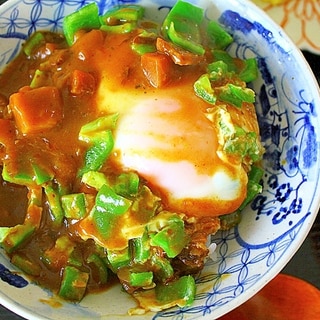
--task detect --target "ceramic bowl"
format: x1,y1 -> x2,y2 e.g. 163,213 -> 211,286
0,0 -> 320,319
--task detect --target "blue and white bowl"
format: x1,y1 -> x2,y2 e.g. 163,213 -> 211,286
0,0 -> 320,319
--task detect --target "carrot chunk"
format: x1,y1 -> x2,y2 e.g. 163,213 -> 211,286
69,69 -> 96,95
141,52 -> 174,88
9,86 -> 63,134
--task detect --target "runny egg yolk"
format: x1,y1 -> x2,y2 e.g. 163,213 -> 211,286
90,30 -> 249,218
111,96 -> 248,217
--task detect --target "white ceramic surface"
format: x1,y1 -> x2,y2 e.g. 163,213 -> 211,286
0,0 -> 320,319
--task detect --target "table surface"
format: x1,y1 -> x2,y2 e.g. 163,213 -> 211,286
0,1 -> 320,318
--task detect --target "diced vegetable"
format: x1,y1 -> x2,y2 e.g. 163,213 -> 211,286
114,172 -> 140,198
156,37 -> 203,66
58,266 -> 89,301
207,20 -> 233,50
141,52 -> 174,88
239,165 -> 264,210
100,5 -> 144,33
131,30 -> 157,55
44,183 -> 64,227
162,0 -> 204,55
9,86 -> 63,134
61,193 -> 88,219
239,58 -> 259,83
23,31 -> 45,56
63,2 -> 101,46
79,131 -> 115,175
155,275 -> 196,307
79,114 -> 119,143
130,231 -> 150,264
148,212 -> 189,258
194,74 -> 217,104
42,235 -> 76,271
129,271 -> 153,287
81,170 -> 109,190
107,248 -> 131,272
69,69 -> 96,95
218,84 -> 255,108
0,223 -> 35,254
11,253 -> 41,276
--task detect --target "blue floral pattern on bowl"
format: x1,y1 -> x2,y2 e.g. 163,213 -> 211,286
0,0 -> 319,319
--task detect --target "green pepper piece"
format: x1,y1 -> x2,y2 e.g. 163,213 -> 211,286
155,275 -> 196,307
30,69 -> 49,89
130,231 -> 150,264
207,60 -> 229,80
79,114 -> 119,143
151,254 -> 174,283
167,21 -> 205,55
131,30 -> 157,55
162,0 -> 203,39
162,0 -> 204,55
148,212 -> 189,258
101,5 -> 144,22
114,172 -> 140,198
0,224 -> 35,254
2,162 -> 33,186
63,2 -> 101,46
224,126 -> 261,162
59,266 -> 89,301
218,84 -> 255,108
61,193 -> 87,220
44,183 -> 64,227
238,165 -> 263,211
207,20 -> 233,50
42,235 -> 76,270
86,184 -> 132,243
100,5 -> 144,34
23,31 -> 45,56
129,271 -> 153,287
79,130 -> 115,176
81,171 -> 109,190
212,49 -> 238,72
11,253 -> 41,276
239,58 -> 259,83
31,163 -> 54,185
87,253 -> 108,285
194,74 -> 216,104
107,248 -> 130,272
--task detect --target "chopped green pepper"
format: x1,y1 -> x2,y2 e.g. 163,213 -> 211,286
79,130 -> 115,176
100,5 -> 144,33
207,20 -> 233,50
107,248 -> 131,272
162,0 -> 204,55
44,183 -> 64,227
218,84 -> 255,108
59,266 -> 89,301
129,271 -> 153,287
0,223 -> 35,254
155,275 -> 196,307
63,2 -> 101,46
194,74 -> 216,104
148,212 -> 189,258
23,31 -> 45,56
130,231 -> 150,264
81,170 -> 109,190
11,253 -> 41,276
114,172 -> 140,198
61,193 -> 87,220
79,114 -> 119,143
